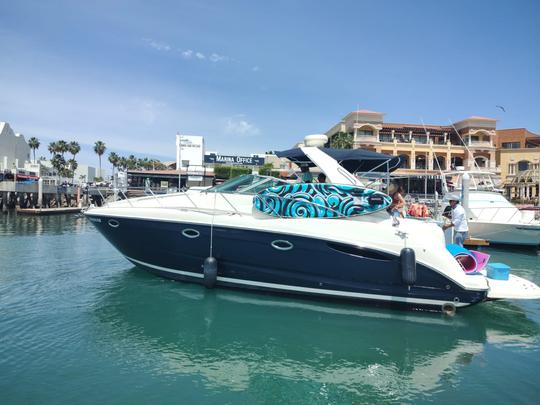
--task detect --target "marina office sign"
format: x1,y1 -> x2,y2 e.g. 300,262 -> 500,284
204,154 -> 265,166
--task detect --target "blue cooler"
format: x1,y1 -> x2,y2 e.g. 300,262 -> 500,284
487,263 -> 511,280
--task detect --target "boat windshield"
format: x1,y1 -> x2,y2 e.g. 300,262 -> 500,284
451,172 -> 500,191
206,174 -> 289,194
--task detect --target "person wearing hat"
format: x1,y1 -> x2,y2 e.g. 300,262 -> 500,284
442,194 -> 469,246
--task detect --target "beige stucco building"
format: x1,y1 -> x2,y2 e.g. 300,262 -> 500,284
325,110 -> 497,173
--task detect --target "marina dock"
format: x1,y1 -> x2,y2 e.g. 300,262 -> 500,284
16,207 -> 82,215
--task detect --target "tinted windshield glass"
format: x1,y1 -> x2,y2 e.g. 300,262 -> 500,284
207,174 -> 287,194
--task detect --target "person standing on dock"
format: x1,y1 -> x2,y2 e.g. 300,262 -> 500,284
442,195 -> 469,246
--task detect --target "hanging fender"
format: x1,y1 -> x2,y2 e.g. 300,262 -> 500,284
203,257 -> 218,288
400,248 -> 416,285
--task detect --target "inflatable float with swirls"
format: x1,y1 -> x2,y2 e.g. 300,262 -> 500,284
253,183 -> 392,218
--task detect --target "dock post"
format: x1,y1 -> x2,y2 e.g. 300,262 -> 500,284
38,178 -> 43,208
76,186 -> 81,207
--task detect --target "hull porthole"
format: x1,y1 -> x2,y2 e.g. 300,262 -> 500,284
182,228 -> 200,239
203,257 -> 218,288
108,219 -> 120,228
442,303 -> 456,316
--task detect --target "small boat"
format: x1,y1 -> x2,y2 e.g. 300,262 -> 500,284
84,139 -> 540,313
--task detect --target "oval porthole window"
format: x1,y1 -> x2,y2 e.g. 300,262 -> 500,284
182,228 -> 200,239
271,240 -> 294,251
108,219 -> 120,228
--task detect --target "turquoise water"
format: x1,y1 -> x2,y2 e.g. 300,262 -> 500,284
1,213 -> 539,404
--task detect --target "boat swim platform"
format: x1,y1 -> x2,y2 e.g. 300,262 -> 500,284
464,238 -> 490,247
16,207 -> 82,215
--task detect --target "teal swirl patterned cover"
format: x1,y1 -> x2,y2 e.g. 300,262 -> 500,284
253,183 -> 392,218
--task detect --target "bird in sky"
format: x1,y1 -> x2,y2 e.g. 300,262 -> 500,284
496,105 -> 506,112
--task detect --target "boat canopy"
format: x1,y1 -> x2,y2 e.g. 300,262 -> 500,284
276,147 -> 402,173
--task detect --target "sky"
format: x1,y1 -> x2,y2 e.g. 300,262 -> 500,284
1,0 -> 539,169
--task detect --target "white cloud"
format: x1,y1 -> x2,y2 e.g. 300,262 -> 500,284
251,66 -> 260,72
225,115 -> 260,137
121,98 -> 166,125
181,49 -> 193,59
143,38 -> 171,52
179,49 -> 229,63
209,53 -> 227,62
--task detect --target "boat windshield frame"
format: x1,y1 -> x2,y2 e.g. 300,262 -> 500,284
205,174 -> 289,195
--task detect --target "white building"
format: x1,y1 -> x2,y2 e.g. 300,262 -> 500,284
176,134 -> 204,169
74,164 -> 96,183
37,159 -> 96,184
0,122 -> 30,170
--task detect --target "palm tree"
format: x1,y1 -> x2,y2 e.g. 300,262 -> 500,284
48,141 -> 58,155
67,159 -> 78,183
50,154 -> 66,176
68,141 -> 80,159
118,156 -> 128,171
108,152 -> 119,177
127,154 -> 137,170
93,141 -> 106,178
28,137 -> 40,162
56,140 -> 68,156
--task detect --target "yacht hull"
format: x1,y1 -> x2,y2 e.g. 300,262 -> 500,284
86,213 -> 487,311
469,221 -> 540,246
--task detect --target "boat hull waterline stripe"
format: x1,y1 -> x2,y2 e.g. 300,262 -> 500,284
125,256 -> 470,308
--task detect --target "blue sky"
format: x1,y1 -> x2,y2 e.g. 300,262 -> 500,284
1,0 -> 539,169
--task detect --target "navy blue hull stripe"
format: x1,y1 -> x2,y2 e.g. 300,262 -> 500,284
126,255 -> 471,307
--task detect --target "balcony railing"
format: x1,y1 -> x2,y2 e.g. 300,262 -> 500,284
469,141 -> 493,148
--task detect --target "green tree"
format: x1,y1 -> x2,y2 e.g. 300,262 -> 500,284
330,132 -> 354,149
93,141 -> 107,177
258,163 -> 274,176
67,158 -> 78,182
108,152 -> 120,177
56,140 -> 68,156
48,141 -> 57,155
50,154 -> 66,176
68,141 -> 80,159
28,137 -> 40,162
127,154 -> 137,170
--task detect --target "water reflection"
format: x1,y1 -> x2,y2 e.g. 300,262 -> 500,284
94,269 -> 539,399
0,212 -> 90,236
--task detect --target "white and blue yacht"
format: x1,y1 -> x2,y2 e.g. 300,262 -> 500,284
84,137 -> 540,313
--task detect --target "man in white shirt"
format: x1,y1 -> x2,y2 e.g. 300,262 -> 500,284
442,196 -> 469,246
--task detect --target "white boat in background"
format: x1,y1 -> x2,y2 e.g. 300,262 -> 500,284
446,171 -> 540,246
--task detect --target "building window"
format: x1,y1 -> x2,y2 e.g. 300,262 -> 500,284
508,163 -> 516,175
475,156 -> 488,168
416,155 -> 427,169
399,155 -> 409,169
357,129 -> 373,137
502,142 -> 521,149
518,160 -> 530,171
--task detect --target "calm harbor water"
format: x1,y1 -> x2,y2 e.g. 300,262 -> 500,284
1,213 -> 539,404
